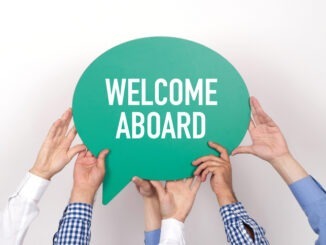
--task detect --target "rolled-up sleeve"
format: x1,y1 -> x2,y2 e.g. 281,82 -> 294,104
220,202 -> 269,245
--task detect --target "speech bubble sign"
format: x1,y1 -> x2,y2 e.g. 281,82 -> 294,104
72,36 -> 250,205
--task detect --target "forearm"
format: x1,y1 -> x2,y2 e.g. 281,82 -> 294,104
270,153 -> 308,185
70,186 -> 96,205
144,197 -> 161,231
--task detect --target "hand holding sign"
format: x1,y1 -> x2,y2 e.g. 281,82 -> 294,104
72,37 -> 250,204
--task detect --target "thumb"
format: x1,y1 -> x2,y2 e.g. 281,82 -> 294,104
150,180 -> 165,198
97,149 -> 110,170
68,144 -> 87,159
232,146 -> 254,156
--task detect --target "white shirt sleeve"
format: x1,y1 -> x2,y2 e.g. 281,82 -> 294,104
0,172 -> 49,245
159,218 -> 186,245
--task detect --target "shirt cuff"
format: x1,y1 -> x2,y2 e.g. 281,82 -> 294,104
220,202 -> 249,224
145,228 -> 161,245
289,176 -> 326,208
11,172 -> 50,203
160,218 -> 185,243
63,203 -> 93,223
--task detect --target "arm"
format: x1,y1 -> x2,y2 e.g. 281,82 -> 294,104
232,97 -> 326,243
53,149 -> 109,245
0,108 -> 85,245
132,177 -> 161,245
151,177 -> 201,245
193,142 -> 269,245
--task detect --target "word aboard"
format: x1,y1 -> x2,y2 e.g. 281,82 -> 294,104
105,78 -> 218,139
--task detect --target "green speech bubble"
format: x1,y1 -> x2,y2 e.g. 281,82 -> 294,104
72,37 -> 250,205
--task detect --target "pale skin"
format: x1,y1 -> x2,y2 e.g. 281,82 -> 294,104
193,141 -> 237,206
193,142 -> 254,239
232,96 -> 308,185
132,177 -> 161,231
151,178 -> 201,223
70,149 -> 109,205
30,108 -> 86,180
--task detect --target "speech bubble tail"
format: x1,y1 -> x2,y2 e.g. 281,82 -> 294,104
102,169 -> 132,205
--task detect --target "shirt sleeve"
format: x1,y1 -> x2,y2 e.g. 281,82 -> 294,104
159,218 -> 185,245
145,229 -> 161,245
0,172 -> 50,245
53,203 -> 93,245
220,202 -> 269,245
289,176 -> 326,245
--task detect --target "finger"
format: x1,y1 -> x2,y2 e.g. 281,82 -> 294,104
251,97 -> 275,126
53,119 -> 64,140
61,108 -> 72,136
47,119 -> 61,139
208,141 -> 229,160
194,161 -> 222,176
63,126 -> 77,148
191,176 -> 201,193
68,144 -> 87,159
150,181 -> 165,198
86,150 -> 93,157
200,166 -> 217,182
132,176 -> 150,188
249,118 -> 255,131
200,168 -> 211,182
192,155 -> 222,166
231,146 -> 254,156
77,150 -> 87,159
185,177 -> 194,187
97,149 -> 110,170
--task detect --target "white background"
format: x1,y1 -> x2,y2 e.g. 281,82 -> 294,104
0,0 -> 325,244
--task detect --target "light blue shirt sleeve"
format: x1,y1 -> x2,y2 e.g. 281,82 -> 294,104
144,229 -> 161,245
289,176 -> 326,245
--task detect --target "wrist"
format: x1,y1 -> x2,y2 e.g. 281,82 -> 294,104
70,186 -> 96,205
270,153 -> 308,184
269,152 -> 293,166
215,191 -> 237,206
29,167 -> 53,181
143,196 -> 161,231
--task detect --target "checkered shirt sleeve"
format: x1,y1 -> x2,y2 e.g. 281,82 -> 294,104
220,202 -> 269,245
53,203 -> 93,245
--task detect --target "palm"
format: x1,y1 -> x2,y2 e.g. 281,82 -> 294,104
160,192 -> 177,218
32,109 -> 85,179
74,151 -> 105,190
249,123 -> 288,161
151,179 -> 201,222
232,97 -> 290,162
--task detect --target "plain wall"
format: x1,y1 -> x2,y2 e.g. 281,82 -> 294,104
0,0 -> 325,244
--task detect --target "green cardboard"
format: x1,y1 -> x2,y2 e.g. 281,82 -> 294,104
72,36 -> 250,205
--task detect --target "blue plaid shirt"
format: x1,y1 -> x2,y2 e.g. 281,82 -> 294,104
220,202 -> 269,245
53,202 -> 268,244
53,203 -> 93,245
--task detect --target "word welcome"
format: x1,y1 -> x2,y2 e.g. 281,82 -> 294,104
105,78 -> 218,139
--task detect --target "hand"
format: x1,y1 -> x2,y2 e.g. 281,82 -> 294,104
133,177 -> 161,231
193,141 -> 237,206
30,108 -> 86,180
70,149 -> 109,204
232,96 -> 308,184
232,97 -> 290,165
133,177 -> 157,198
151,178 -> 201,223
